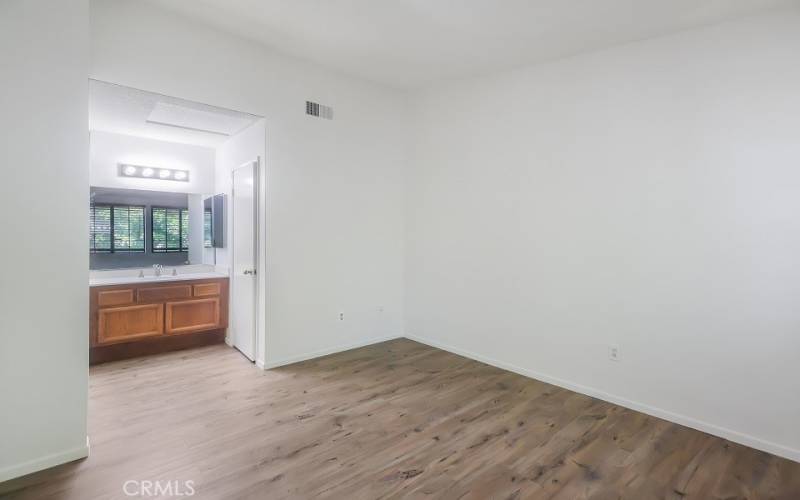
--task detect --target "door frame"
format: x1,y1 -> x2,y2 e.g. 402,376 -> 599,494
229,158 -> 260,362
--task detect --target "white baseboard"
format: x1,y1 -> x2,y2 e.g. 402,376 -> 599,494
0,436 -> 89,483
261,334 -> 402,369
405,334 -> 800,464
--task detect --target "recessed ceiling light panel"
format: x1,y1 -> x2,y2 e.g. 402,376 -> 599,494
118,163 -> 190,182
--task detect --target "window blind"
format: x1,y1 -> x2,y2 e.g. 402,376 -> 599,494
90,205 -> 112,253
152,207 -> 189,252
113,205 -> 145,252
90,204 -> 144,253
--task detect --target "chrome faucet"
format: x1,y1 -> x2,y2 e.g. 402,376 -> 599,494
153,264 -> 163,277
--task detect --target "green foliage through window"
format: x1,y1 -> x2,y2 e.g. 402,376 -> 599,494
152,207 -> 189,253
113,206 -> 146,251
89,204 -> 145,253
90,205 -> 111,252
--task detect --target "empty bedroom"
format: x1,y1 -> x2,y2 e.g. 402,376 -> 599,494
1,0 -> 799,498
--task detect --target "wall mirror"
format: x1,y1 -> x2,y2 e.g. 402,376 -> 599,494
89,186 -> 215,270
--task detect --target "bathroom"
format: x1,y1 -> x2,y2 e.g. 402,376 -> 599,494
88,80 -> 266,365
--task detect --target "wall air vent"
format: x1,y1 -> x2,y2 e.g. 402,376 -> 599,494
306,101 -> 333,120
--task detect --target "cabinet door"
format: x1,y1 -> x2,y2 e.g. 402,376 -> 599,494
97,304 -> 164,345
165,298 -> 220,334
137,285 -> 192,303
193,282 -> 221,297
97,289 -> 134,307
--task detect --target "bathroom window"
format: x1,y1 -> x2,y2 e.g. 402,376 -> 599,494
152,207 -> 189,253
203,210 -> 213,248
89,204 -> 145,253
181,209 -> 189,251
89,205 -> 112,253
112,206 -> 146,252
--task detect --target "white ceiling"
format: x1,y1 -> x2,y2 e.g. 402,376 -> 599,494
89,79 -> 262,148
144,0 -> 796,88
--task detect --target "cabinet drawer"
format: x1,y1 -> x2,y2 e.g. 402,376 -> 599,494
137,285 -> 192,303
97,303 -> 164,345
193,282 -> 221,297
165,298 -> 220,334
98,289 -> 134,307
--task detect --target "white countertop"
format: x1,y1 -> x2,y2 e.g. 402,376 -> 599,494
89,271 -> 229,287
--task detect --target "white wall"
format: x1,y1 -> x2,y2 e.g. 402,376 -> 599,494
90,0 -> 407,366
214,120 -> 267,362
406,9 -> 800,462
214,121 -> 266,272
0,0 -> 90,481
90,130 -> 215,194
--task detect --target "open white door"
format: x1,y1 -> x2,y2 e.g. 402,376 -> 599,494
230,160 -> 258,361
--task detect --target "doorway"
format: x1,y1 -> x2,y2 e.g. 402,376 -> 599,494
88,79 -> 267,367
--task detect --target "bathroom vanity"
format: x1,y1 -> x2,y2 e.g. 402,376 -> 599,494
89,274 -> 229,364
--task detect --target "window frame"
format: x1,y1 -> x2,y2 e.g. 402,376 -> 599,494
89,204 -> 112,254
89,203 -> 146,254
150,206 -> 190,253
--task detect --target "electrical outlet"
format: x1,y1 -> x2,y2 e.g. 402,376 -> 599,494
338,312 -> 344,321
608,345 -> 620,362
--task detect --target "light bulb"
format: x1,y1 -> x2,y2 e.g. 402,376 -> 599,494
141,168 -> 154,177
159,169 -> 172,179
123,165 -> 137,176
174,171 -> 187,180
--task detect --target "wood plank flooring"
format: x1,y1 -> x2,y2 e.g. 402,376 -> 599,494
2,338 -> 799,499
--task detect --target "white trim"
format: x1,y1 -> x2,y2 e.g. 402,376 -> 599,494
261,335 -> 403,369
405,334 -> 800,464
0,437 -> 89,483
255,153 -> 266,368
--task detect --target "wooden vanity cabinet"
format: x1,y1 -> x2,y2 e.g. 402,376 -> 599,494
97,303 -> 164,344
166,297 -> 220,334
90,277 -> 228,364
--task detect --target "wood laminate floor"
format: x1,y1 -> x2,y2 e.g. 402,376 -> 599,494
2,339 -> 798,499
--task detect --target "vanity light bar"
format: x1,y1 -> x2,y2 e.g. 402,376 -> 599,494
118,164 -> 190,182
